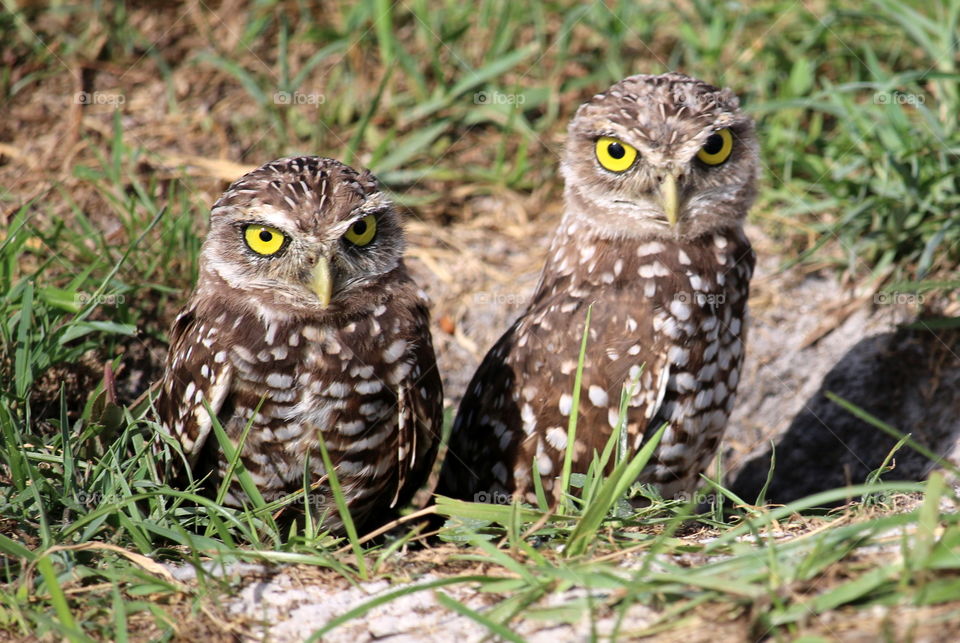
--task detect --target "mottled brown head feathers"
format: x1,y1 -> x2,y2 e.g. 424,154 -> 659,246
213,156 -> 381,233
197,156 -> 405,319
561,72 -> 759,241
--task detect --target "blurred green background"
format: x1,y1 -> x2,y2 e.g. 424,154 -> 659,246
4,0 -> 959,276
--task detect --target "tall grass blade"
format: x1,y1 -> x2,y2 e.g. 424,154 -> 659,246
315,431 -> 368,579
560,306 -> 592,509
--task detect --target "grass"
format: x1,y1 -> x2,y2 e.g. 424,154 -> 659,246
1,0 -> 959,639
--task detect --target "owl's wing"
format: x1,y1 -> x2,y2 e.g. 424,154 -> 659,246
437,326 -> 520,501
393,385 -> 412,507
156,304 -> 234,471
597,326 -> 672,442
391,300 -> 444,508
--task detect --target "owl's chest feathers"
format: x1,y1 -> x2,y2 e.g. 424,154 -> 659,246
533,227 -> 752,327
516,228 -> 753,451
215,302 -> 418,466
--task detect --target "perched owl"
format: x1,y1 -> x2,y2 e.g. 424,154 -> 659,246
439,73 -> 757,504
157,156 -> 443,532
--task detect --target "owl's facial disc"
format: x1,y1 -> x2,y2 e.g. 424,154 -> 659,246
203,156 -> 406,317
563,74 -> 758,240
590,128 -> 738,229
308,212 -> 380,308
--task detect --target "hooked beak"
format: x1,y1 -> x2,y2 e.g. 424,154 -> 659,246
311,256 -> 332,308
660,172 -> 679,227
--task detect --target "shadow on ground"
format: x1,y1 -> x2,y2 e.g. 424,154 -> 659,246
730,324 -> 960,504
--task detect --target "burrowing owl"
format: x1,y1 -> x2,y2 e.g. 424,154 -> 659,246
439,73 -> 757,504
157,156 -> 443,531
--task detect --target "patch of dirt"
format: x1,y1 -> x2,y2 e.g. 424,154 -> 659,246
726,235 -> 960,503
175,496 -> 960,642
165,550 -> 714,642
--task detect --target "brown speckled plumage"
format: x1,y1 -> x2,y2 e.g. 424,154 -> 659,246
157,156 -> 442,531
440,73 -> 757,503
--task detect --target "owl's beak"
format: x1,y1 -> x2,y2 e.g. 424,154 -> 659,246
660,173 -> 679,227
311,256 -> 333,308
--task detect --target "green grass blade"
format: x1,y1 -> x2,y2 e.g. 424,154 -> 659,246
372,0 -> 396,67
344,65 -> 394,165
36,555 -> 87,641
111,584 -> 129,643
560,305 -> 592,509
14,281 -> 34,397
434,495 -> 547,524
315,431 -> 367,579
435,592 -> 524,642
370,120 -> 449,174
565,422 -> 667,558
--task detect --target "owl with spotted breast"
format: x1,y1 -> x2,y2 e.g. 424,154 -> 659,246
157,156 -> 443,532
439,73 -> 757,504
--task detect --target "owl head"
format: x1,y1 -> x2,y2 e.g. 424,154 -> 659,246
561,72 -> 759,241
197,156 -> 405,317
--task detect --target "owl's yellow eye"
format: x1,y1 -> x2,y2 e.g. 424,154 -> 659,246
343,214 -> 377,247
243,225 -> 287,256
696,128 -> 733,165
595,136 -> 638,173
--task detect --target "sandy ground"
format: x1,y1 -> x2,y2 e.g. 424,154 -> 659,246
164,497 -> 958,642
